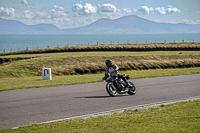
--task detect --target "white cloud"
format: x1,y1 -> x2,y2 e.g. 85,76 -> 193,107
22,10 -> 33,19
137,6 -> 152,14
70,2 -> 135,28
84,3 -> 97,14
15,4 -> 69,24
166,5 -> 181,14
0,7 -> 15,16
53,5 -> 65,11
135,5 -> 181,15
121,8 -> 132,14
72,2 -> 97,15
72,2 -> 118,15
98,3 -> 117,13
154,7 -> 166,14
34,11 -> 50,19
49,6 -> 67,18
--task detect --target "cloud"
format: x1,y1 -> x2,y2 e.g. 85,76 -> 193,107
14,4 -> 69,27
135,5 -> 181,15
72,2 -> 118,15
53,5 -> 65,11
166,5 -> 181,14
70,2 -> 134,28
0,7 -> 15,16
98,3 -> 117,13
30,5 -> 68,22
22,10 -> 33,19
72,2 -> 97,15
121,8 -> 132,14
137,6 -> 152,15
154,7 -> 166,14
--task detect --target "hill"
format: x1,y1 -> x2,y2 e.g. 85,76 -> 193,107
62,15 -> 200,34
0,18 -> 59,34
0,15 -> 200,34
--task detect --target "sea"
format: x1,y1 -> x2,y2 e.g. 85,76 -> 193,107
0,33 -> 200,53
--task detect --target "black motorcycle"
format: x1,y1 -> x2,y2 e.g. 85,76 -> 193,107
104,74 -> 136,97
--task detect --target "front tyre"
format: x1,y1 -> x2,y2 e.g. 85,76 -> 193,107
106,83 -> 117,97
127,82 -> 136,95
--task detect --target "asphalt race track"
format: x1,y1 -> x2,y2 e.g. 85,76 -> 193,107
0,74 -> 200,129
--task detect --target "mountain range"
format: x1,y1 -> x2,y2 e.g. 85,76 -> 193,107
0,15 -> 200,34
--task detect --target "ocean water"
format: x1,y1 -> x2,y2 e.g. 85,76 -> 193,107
0,33 -> 200,53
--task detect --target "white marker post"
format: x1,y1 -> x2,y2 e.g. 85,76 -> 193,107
42,68 -> 52,80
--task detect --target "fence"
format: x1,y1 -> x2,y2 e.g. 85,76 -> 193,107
0,39 -> 198,53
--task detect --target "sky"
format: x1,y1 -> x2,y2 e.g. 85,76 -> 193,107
0,0 -> 200,29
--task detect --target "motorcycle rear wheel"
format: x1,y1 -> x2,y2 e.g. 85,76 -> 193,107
127,82 -> 136,95
106,83 -> 118,97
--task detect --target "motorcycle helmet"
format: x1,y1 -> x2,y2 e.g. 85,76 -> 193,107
105,59 -> 112,67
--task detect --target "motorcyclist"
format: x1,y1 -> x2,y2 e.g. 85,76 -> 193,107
102,59 -> 132,87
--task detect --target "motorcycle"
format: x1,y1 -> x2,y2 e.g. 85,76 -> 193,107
104,74 -> 136,97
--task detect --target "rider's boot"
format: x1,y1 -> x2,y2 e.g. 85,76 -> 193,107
121,76 -> 132,88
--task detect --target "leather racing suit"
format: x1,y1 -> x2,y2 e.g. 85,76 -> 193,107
102,64 -> 129,86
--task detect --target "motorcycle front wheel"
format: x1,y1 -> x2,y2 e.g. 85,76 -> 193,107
127,81 -> 136,95
106,83 -> 118,97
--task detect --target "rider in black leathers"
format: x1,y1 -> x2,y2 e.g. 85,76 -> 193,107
102,59 -> 131,87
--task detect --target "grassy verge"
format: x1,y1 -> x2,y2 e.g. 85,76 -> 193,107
1,67 -> 200,91
2,99 -> 199,132
1,51 -> 200,77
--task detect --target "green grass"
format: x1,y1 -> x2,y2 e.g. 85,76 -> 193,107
1,51 -> 200,77
1,67 -> 200,91
1,99 -> 199,132
1,50 -> 200,58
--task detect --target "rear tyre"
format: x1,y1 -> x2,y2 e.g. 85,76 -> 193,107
106,83 -> 117,97
127,82 -> 136,95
